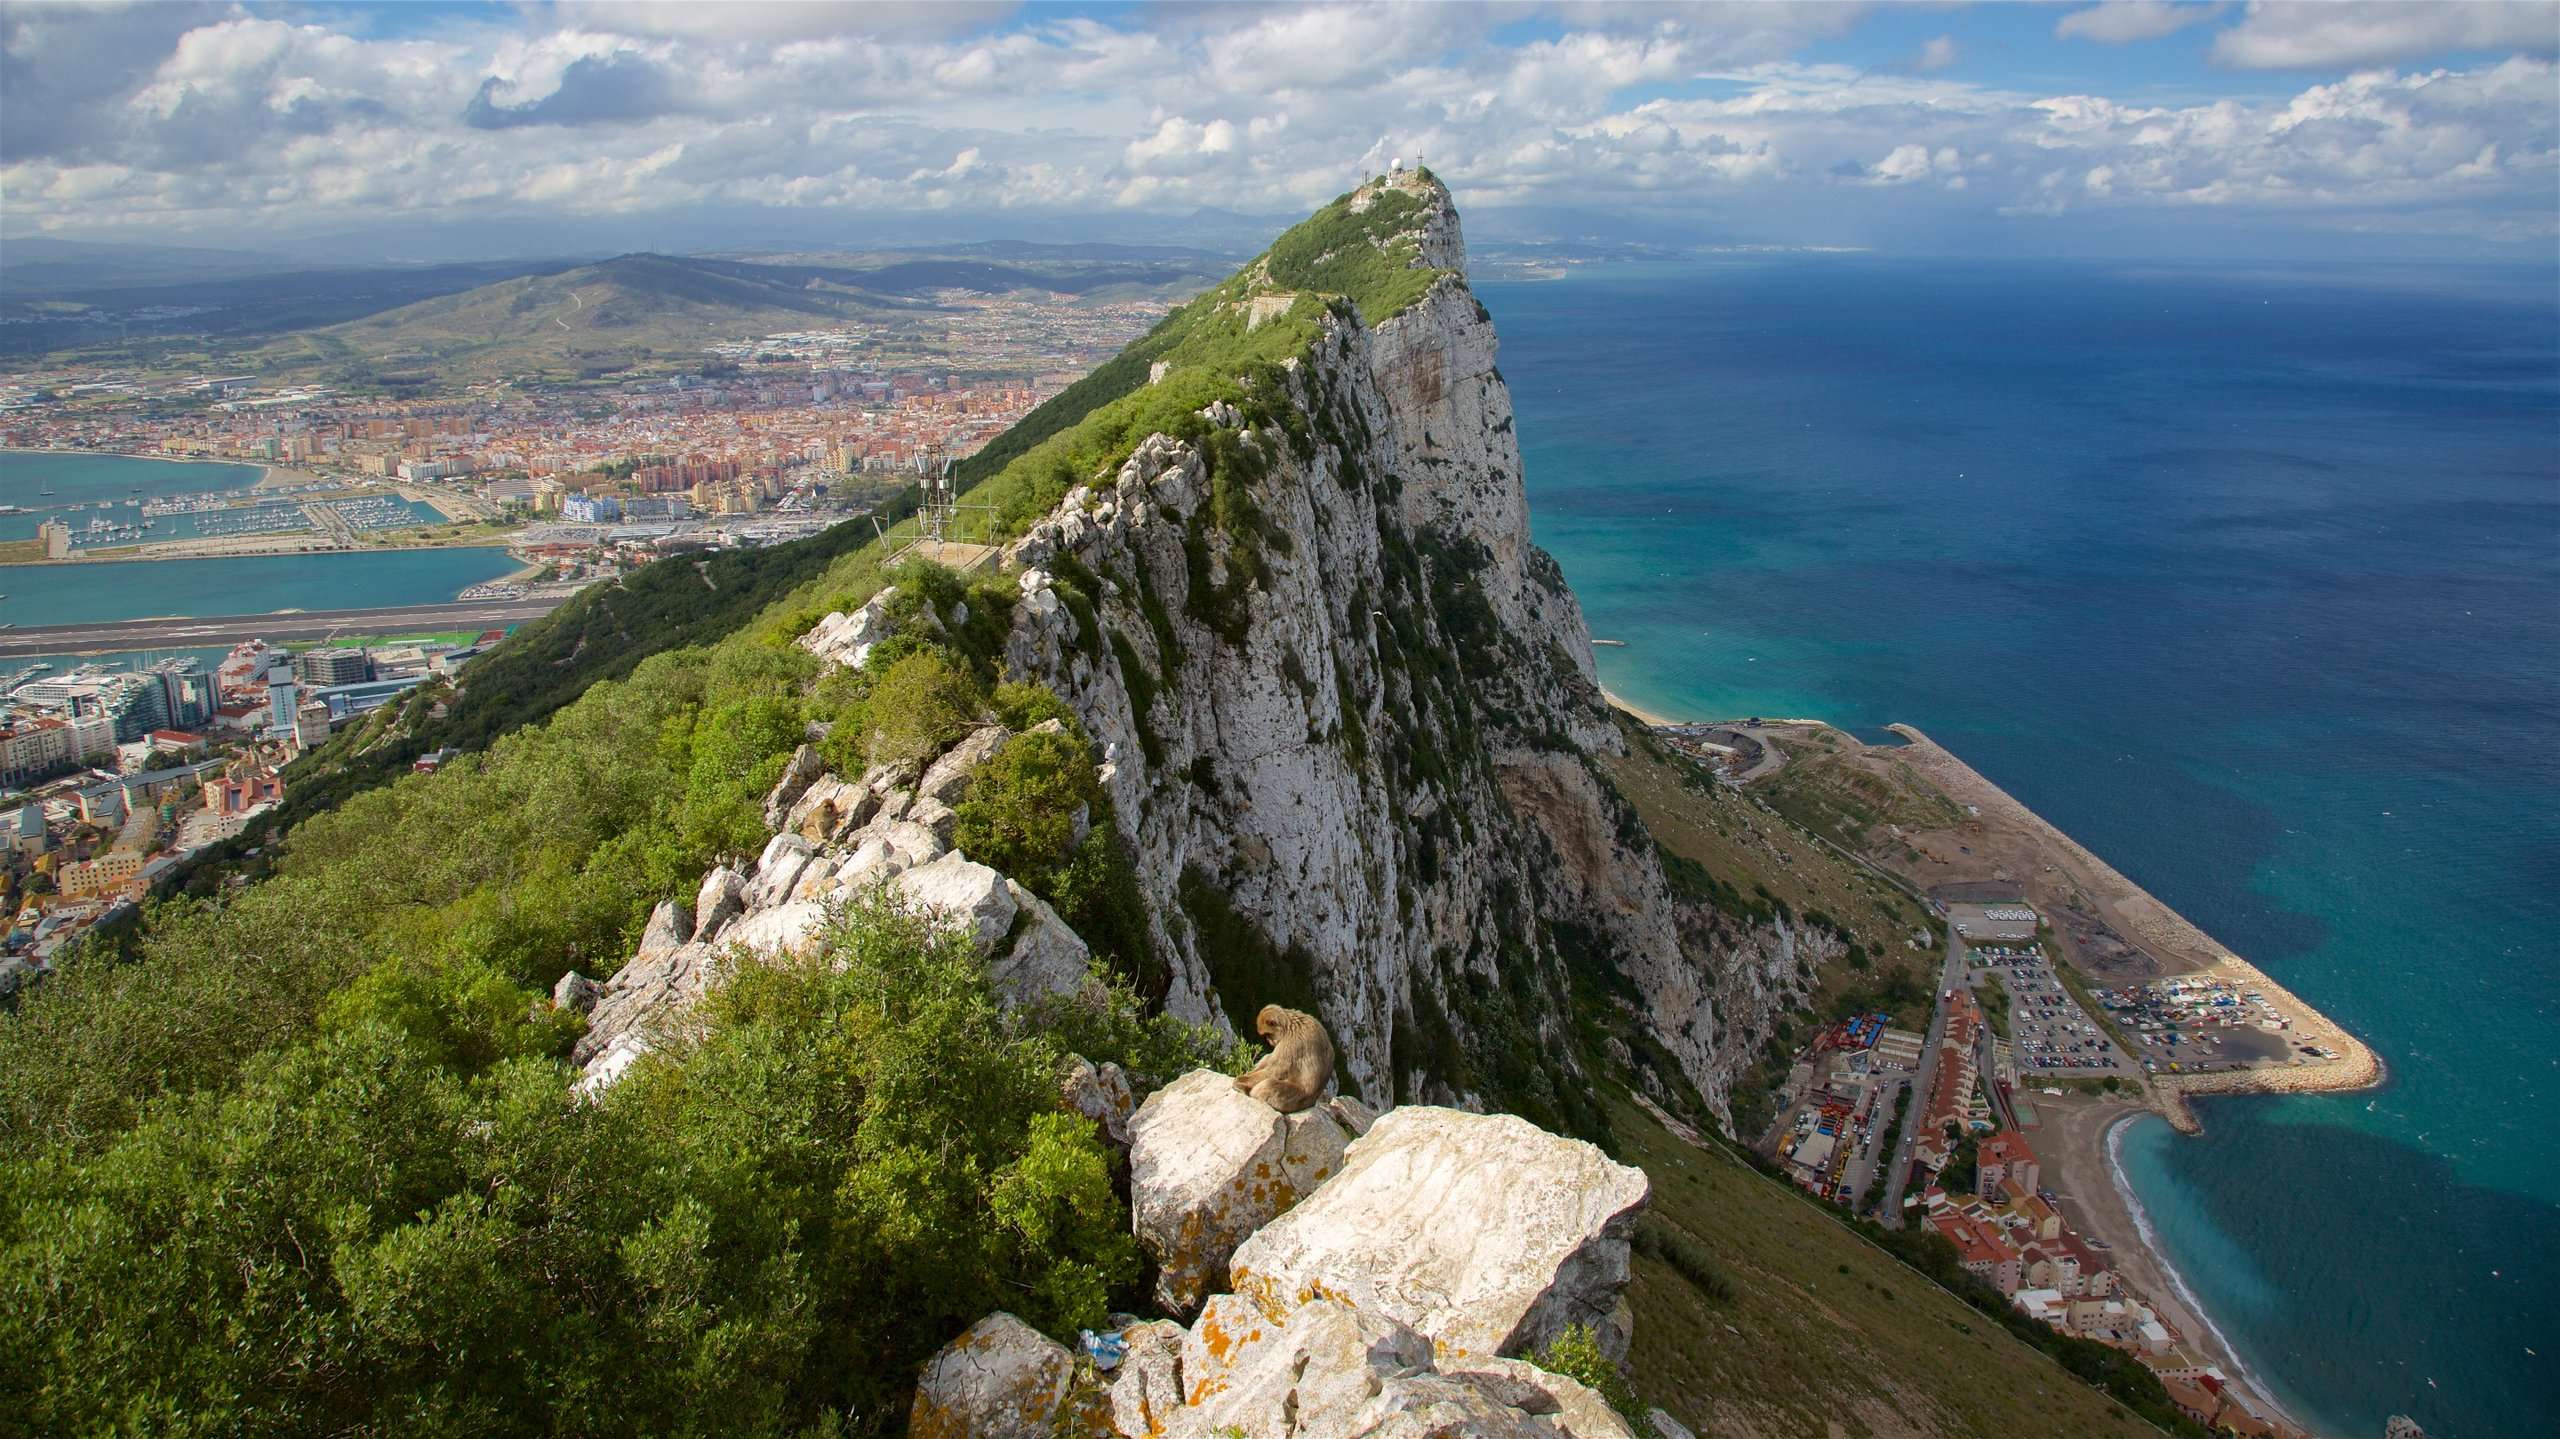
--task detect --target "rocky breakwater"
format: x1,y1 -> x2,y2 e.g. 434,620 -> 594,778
913,1076 -> 1655,1438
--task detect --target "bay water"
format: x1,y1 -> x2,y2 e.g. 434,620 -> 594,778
1482,256 -> 2559,1437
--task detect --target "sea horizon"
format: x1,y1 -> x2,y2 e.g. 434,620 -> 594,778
1489,252 -> 2560,1438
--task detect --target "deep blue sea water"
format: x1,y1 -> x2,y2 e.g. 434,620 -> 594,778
1482,257 -> 2560,1438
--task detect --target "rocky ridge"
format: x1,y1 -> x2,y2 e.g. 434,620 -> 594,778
914,1081 -> 1663,1439
561,167 -> 1824,1128
985,169 -> 1821,1123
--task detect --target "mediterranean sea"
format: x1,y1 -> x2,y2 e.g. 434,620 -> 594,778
1484,256 -> 2560,1438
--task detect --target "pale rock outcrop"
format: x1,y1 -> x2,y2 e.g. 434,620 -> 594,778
1128,1069 -> 1355,1316
1648,1408 -> 1698,1439
799,586 -> 902,671
916,724 -> 1010,806
722,901 -> 827,959
993,883 -> 1099,1010
1325,1093 -> 1380,1137
551,970 -> 601,1015
894,852 -> 1018,957
785,774 -> 872,843
1444,1358 -> 1638,1439
908,1312 -> 1098,1439
571,939 -> 721,1068
984,171 -> 1804,1123
1169,1296 -> 1624,1438
635,898 -> 693,961
761,742 -> 824,829
742,833 -> 816,910
905,795 -> 961,844
1227,1106 -> 1649,1362
1058,1054 -> 1136,1148
1106,1318 -> 1188,1438
694,865 -> 748,942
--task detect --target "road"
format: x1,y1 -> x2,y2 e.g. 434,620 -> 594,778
0,597 -> 569,659
1877,919 -> 1969,1227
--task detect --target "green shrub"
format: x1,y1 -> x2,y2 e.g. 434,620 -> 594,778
862,648 -> 984,767
1531,1325 -> 1657,1438
953,730 -> 1102,883
1,893 -> 1145,1434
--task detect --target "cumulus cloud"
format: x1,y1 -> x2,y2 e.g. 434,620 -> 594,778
0,1 -> 2550,252
2212,1 -> 2560,70
2057,2 -> 2226,46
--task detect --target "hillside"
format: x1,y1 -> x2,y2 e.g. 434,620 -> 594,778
0,177 -> 2197,1436
244,252 -> 933,384
5,247 -> 1224,378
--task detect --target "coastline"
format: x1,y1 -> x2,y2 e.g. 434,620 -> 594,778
1611,697 -> 2362,1434
5,449 -> 515,566
1599,685 -> 1680,728
1881,722 -> 2384,1132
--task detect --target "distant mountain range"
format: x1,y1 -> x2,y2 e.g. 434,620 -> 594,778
1,247 -> 1229,380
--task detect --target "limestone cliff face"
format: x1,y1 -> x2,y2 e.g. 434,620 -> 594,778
996,173 -> 1815,1122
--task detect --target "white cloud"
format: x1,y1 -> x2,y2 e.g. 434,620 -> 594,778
2212,1 -> 2560,70
1870,143 -> 1936,183
0,1 -> 2550,252
2057,2 -> 2225,45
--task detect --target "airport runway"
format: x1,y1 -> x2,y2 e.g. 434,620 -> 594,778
0,597 -> 569,659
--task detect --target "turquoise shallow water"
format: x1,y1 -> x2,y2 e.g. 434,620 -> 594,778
0,451 -> 440,544
0,450 -> 262,542
0,548 -> 521,628
1482,257 -> 2560,1438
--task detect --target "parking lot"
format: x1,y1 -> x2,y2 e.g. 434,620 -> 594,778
1969,943 -> 2142,1079
2095,973 -> 2331,1077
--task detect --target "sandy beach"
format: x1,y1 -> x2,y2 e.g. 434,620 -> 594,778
1599,685 -> 1681,727
2033,1093 -> 2309,1429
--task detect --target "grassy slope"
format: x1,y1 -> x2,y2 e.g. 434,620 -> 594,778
1602,721 -> 1938,1025
1619,1097 -> 2156,1438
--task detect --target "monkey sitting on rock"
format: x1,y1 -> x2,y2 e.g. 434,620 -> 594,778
1233,1004 -> 1334,1114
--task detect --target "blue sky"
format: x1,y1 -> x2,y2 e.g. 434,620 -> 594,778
4,2 -> 2554,261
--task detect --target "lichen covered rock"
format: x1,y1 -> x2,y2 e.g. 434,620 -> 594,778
1128,1069 -> 1354,1316
1227,1106 -> 1648,1362
909,1312 -> 1097,1439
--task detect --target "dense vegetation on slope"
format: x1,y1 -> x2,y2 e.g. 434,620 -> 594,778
259,488 -> 920,838
0,179 -> 1463,1434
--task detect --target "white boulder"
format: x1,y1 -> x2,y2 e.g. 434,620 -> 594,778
895,852 -> 1017,957
1127,1069 -> 1355,1316
1058,1054 -> 1136,1149
991,884 -> 1099,1010
761,742 -> 824,828
722,901 -> 828,959
1227,1107 -> 1649,1362
694,866 -> 748,941
916,724 -> 1011,806
908,1312 -> 1097,1438
743,833 -> 816,909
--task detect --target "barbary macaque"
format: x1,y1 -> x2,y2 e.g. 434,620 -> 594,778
1234,1004 -> 1334,1113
